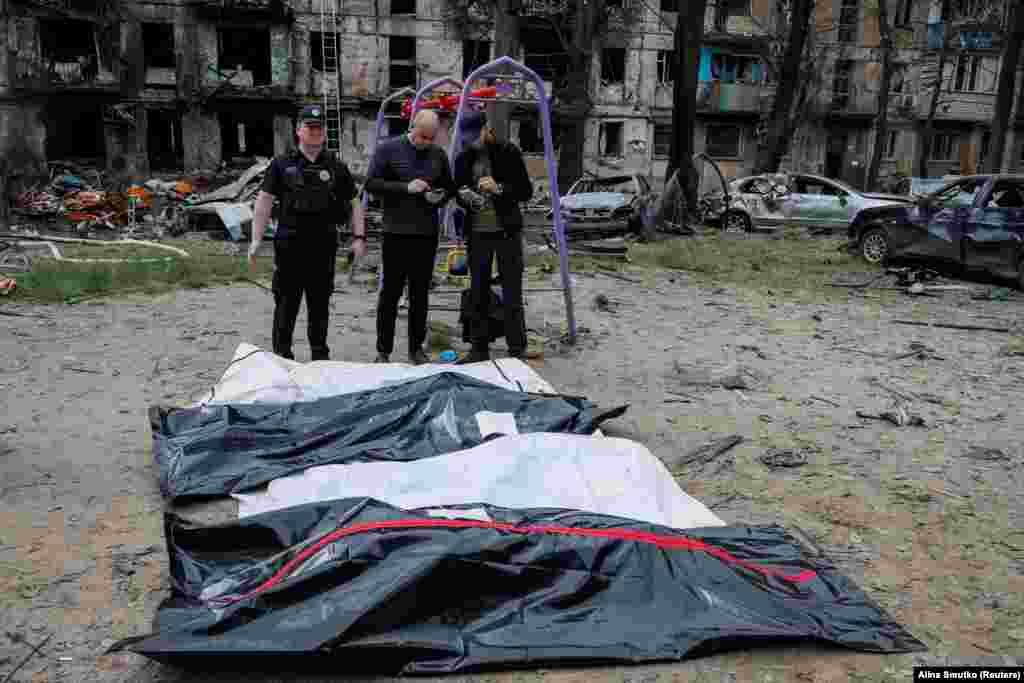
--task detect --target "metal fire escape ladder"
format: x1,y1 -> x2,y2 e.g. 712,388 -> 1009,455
319,0 -> 343,152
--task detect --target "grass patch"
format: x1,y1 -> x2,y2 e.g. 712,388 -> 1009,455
6,238 -> 275,304
627,233 -> 877,301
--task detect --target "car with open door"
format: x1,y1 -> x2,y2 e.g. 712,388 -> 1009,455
848,174 -> 1024,288
703,173 -> 912,233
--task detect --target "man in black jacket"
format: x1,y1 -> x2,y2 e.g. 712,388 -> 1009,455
453,112 -> 534,364
364,109 -> 455,365
248,104 -> 360,361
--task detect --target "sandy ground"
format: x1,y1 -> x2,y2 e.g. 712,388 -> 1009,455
1,238 -> 1023,682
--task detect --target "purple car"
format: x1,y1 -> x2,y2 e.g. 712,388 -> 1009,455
848,174 -> 1024,289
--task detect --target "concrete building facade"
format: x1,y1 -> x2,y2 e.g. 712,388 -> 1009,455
0,0 -> 1020,195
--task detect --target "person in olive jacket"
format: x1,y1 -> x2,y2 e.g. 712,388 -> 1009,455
452,111 -> 534,364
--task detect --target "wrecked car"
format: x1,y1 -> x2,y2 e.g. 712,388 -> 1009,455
702,173 -> 912,233
848,174 -> 1024,289
551,174 -> 656,236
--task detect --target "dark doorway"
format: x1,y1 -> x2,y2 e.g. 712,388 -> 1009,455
46,100 -> 105,162
825,132 -> 847,180
148,109 -> 184,170
218,110 -> 274,162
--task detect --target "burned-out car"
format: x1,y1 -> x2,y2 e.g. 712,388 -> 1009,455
848,174 -> 1024,288
702,173 -> 912,233
551,174 -> 657,235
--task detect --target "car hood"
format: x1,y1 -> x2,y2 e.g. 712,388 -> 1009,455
561,192 -> 631,211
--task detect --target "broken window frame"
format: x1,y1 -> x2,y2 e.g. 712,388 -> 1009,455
601,47 -> 626,84
599,121 -> 625,157
715,0 -> 752,32
656,50 -> 675,84
710,52 -> 763,84
838,0 -> 859,44
310,31 -> 341,72
653,124 -> 671,158
831,59 -> 853,109
389,35 -> 418,89
705,123 -> 742,159
391,0 -> 416,14
38,18 -> 101,84
216,26 -> 272,86
952,54 -> 984,92
929,132 -> 959,160
142,23 -> 176,70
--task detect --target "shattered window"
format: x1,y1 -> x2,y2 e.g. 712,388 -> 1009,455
929,133 -> 959,160
389,36 -> 417,88
711,54 -> 762,83
653,124 -> 671,158
838,0 -> 859,44
987,181 -> 1024,208
716,0 -> 751,31
143,23 -> 175,69
657,50 -> 675,84
462,40 -> 491,79
601,48 -> 626,84
932,178 -> 984,206
705,124 -> 741,158
600,122 -> 624,157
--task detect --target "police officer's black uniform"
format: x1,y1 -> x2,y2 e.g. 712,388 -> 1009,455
260,106 -> 357,361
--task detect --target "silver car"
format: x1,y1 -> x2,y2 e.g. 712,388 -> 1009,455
705,173 -> 913,233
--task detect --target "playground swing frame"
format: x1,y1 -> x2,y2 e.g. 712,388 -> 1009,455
447,56 -> 577,344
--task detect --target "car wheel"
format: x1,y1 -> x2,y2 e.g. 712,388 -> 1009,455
860,227 -> 889,265
721,210 -> 752,234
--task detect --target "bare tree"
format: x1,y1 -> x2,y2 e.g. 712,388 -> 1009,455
866,0 -> 895,189
753,0 -> 813,173
664,0 -> 708,214
915,0 -> 952,177
986,0 -> 1024,172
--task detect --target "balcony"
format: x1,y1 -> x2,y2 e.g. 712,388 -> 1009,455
8,53 -> 118,92
696,81 -> 765,114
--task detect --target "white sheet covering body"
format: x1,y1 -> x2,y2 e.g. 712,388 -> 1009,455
233,433 -> 726,529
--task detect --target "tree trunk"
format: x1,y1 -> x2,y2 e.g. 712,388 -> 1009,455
490,0 -> 520,143
985,0 -> 1024,173
665,0 -> 707,213
753,0 -> 813,174
914,0 -> 951,178
866,0 -> 893,190
555,0 -> 599,194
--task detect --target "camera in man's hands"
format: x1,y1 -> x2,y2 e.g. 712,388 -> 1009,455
458,187 -> 486,212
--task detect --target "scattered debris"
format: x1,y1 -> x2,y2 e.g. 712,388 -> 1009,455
810,394 -> 841,407
1,632 -> 53,683
856,406 -> 926,427
963,446 -> 1012,463
592,270 -> 641,284
737,344 -> 768,359
667,435 -> 743,470
892,319 -> 1013,334
868,377 -> 919,403
675,363 -> 764,391
890,341 -> 944,361
972,287 -> 1013,301
0,278 -> 15,296
759,449 -> 809,469
827,272 -> 887,289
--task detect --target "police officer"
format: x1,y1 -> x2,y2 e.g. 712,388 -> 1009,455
248,105 -> 363,361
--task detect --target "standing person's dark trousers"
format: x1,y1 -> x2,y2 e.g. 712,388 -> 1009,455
375,233 -> 438,357
467,230 -> 526,356
271,233 -> 338,361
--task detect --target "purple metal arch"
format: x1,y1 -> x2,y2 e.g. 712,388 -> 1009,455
360,86 -> 417,212
408,76 -> 465,128
447,56 -> 576,343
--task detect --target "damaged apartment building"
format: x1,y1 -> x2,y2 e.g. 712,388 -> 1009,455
0,0 -> 1021,190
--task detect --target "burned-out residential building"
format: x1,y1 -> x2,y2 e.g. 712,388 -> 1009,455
0,0 -> 1020,192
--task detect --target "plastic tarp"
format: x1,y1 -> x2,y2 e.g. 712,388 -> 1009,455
232,433 -> 726,529
153,371 -> 628,501
108,497 -> 927,673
